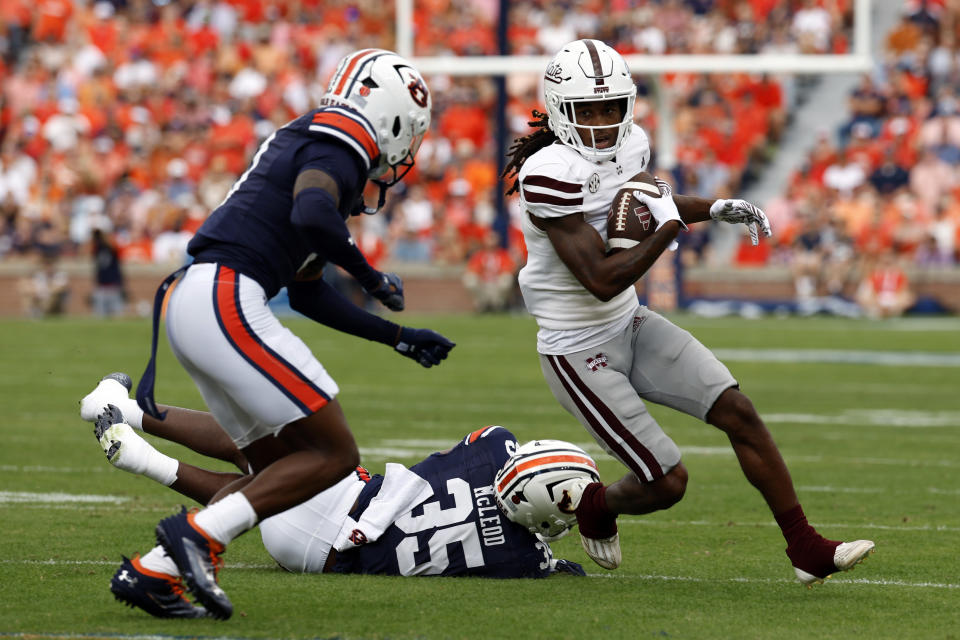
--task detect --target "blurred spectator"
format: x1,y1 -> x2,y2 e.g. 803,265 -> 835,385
790,210 -> 826,302
869,149 -> 911,195
390,184 -> 434,263
820,217 -> 857,297
90,217 -> 125,316
462,231 -> 517,313
791,0 -> 834,53
909,147 -> 955,211
916,89 -> 960,164
20,249 -> 70,317
838,74 -> 885,145
822,147 -> 867,198
691,148 -> 732,200
855,250 -> 916,318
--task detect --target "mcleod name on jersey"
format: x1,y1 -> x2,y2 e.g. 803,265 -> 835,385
518,124 -> 651,354
332,427 -> 555,578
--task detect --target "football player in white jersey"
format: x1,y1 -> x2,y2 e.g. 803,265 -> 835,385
501,39 -> 874,584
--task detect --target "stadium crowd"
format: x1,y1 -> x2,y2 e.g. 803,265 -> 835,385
3,0 -> 949,317
707,0 -> 960,311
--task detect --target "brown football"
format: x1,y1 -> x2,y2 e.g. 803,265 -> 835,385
606,171 -> 662,253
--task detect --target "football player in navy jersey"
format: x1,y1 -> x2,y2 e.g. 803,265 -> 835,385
125,50 -> 455,620
80,374 -> 588,619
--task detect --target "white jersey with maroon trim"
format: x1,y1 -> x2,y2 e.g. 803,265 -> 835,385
517,124 -> 651,354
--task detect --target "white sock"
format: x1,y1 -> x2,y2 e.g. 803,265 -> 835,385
101,423 -> 179,486
143,448 -> 179,486
79,378 -> 145,429
114,397 -> 145,430
193,492 -> 258,545
138,545 -> 179,576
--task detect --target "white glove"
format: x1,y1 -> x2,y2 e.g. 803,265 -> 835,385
709,198 -> 772,246
634,177 -> 687,251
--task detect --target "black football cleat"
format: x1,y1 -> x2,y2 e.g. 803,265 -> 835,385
110,555 -> 208,618
156,507 -> 232,620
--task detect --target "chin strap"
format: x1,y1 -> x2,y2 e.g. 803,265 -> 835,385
360,181 -> 388,215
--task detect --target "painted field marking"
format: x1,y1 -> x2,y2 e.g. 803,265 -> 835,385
713,348 -> 960,367
762,409 -> 960,428
1,558 -> 955,591
0,558 -> 276,570
0,633 -> 260,640
795,485 -> 884,494
620,518 -> 960,533
0,491 -> 128,504
587,573 -> 960,589
0,465 -> 107,473
4,491 -> 956,534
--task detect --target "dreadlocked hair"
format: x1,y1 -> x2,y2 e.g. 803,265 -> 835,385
502,109 -> 559,196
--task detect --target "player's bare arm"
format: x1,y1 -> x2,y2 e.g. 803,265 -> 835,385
673,194 -> 772,245
534,212 -> 680,301
672,194 -> 714,224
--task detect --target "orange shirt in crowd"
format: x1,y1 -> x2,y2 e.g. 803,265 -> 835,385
869,266 -> 908,297
33,0 -> 73,42
466,246 -> 516,281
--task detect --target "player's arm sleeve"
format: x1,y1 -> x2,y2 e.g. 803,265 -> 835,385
290,182 -> 382,292
287,277 -> 401,345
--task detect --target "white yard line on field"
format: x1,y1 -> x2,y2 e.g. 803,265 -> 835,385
0,491 -> 128,504
795,485 -> 884,493
620,518 -> 960,533
0,465 -> 107,473
588,573 -> 960,589
0,633 -> 260,640
0,558 -> 276,569
1,558 -> 956,591
5,491 -> 957,534
712,348 -> 960,367
762,409 -> 960,428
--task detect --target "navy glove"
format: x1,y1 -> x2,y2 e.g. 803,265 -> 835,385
369,272 -> 405,311
395,327 -> 455,368
551,559 -> 586,576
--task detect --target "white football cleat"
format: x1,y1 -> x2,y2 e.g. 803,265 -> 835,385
580,532 -> 621,570
794,540 -> 875,586
80,373 -> 133,423
95,405 -> 154,476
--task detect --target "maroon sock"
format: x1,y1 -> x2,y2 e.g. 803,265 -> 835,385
774,504 -> 815,548
575,482 -> 617,539
775,504 -> 840,577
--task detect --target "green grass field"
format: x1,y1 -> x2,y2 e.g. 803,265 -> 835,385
1,312 -> 959,639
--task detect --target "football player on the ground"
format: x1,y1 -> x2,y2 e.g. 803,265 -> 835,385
500,39 -> 873,584
81,375 -> 588,619
126,50 -> 455,620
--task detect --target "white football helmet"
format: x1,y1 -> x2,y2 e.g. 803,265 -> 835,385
543,39 -> 636,162
321,49 -> 431,186
494,440 -> 600,541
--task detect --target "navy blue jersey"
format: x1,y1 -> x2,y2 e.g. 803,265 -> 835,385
187,107 -> 377,297
333,427 -> 554,578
